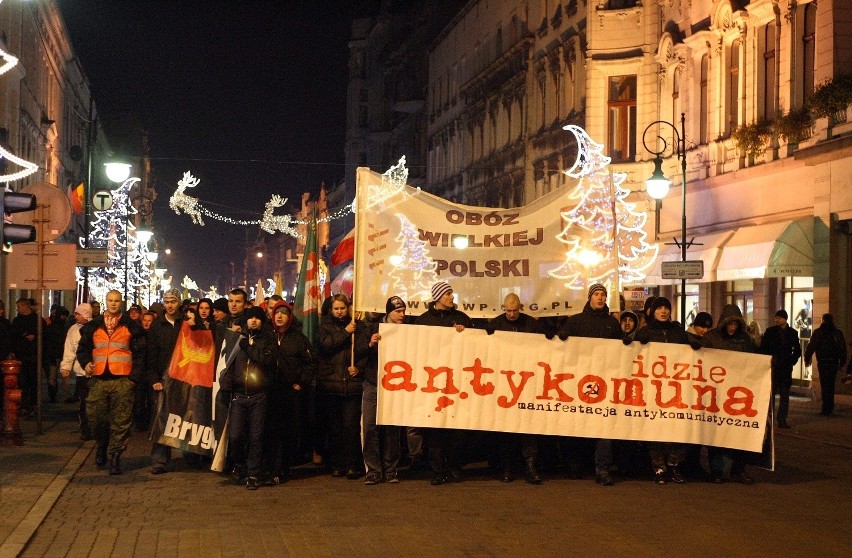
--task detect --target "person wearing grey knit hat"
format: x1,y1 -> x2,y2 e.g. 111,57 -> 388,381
163,288 -> 181,302
587,283 -> 607,300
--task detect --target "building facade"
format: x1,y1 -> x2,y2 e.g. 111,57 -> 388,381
425,0 -> 851,395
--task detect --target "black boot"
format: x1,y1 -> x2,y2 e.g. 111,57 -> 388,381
501,457 -> 513,483
95,445 -> 108,468
524,457 -> 542,485
108,453 -> 122,475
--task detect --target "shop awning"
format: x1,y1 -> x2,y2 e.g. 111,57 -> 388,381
716,217 -> 815,281
640,230 -> 735,285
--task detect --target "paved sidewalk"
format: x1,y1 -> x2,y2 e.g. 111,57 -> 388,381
0,405 -> 91,558
1,395 -> 850,557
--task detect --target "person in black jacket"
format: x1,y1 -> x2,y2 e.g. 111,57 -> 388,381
414,282 -> 473,485
147,288 -> 185,473
701,304 -> 757,484
487,293 -> 544,484
557,283 -> 622,486
634,296 -> 691,484
759,309 -> 801,428
805,313 -> 847,417
219,305 -> 275,490
362,296 -> 407,485
262,300 -> 315,484
317,294 -> 369,479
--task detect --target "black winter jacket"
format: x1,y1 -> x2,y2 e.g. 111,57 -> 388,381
219,327 -> 276,395
760,324 -> 801,371
146,316 -> 183,384
634,319 -> 690,345
702,309 -> 756,353
271,324 -> 316,389
414,302 -> 473,329
317,315 -> 369,396
557,302 -> 622,340
487,313 -> 542,334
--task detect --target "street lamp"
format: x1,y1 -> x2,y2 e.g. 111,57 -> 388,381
643,112 -> 689,327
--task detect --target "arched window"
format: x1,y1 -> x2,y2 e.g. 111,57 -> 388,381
671,67 -> 681,147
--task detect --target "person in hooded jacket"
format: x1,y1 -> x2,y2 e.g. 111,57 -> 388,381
218,306 -> 276,490
634,297 -> 691,484
701,303 -> 757,484
262,301 -> 315,484
620,310 -> 639,340
414,282 -> 473,485
805,313 -> 848,417
317,294 -> 370,479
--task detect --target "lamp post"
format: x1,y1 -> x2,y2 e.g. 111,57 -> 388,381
643,112 -> 689,327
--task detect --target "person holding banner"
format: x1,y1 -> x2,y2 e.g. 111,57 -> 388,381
148,289 -> 187,474
262,301 -> 315,485
415,282 -> 473,485
317,294 -> 369,479
702,304 -> 758,484
77,290 -> 147,475
486,293 -> 544,485
362,296 -> 407,485
634,297 -> 692,484
220,306 -> 276,490
557,283 -> 622,486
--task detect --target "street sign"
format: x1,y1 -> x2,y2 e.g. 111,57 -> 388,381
6,244 -> 78,290
76,248 -> 109,267
661,260 -> 704,280
92,189 -> 113,211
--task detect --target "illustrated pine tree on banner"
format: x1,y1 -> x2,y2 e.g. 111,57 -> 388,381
388,214 -> 437,301
549,126 -> 657,292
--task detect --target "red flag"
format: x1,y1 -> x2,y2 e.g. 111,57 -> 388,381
330,228 -> 355,266
68,182 -> 85,214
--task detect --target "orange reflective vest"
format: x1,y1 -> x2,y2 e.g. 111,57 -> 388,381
91,325 -> 134,376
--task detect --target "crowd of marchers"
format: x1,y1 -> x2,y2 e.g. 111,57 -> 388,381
1,280 -> 848,490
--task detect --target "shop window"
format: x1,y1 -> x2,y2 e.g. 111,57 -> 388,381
782,276 -> 813,382
724,279 -> 753,323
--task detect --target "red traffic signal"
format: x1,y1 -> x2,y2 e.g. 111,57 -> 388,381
2,191 -> 37,245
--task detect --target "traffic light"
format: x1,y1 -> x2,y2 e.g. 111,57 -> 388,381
1,189 -> 37,248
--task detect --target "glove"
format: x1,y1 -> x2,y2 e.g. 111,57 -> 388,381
622,337 -> 633,346
690,341 -> 702,350
557,332 -> 569,342
638,337 -> 649,345
544,331 -> 555,340
485,325 -> 496,335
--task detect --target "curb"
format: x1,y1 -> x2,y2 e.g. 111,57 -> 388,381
0,443 -> 93,558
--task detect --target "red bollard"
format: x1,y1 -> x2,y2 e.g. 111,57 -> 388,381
2,356 -> 24,446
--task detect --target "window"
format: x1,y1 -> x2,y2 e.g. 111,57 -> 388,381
727,40 -> 741,135
700,55 -> 709,143
671,68 -> 681,147
761,24 -> 777,121
802,4 -> 816,103
783,276 -> 814,382
724,280 -> 753,323
675,283 -> 700,325
607,75 -> 637,162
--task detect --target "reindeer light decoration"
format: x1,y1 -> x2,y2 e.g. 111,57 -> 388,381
169,171 -> 205,225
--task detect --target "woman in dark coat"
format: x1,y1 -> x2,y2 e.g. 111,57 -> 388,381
317,294 -> 369,478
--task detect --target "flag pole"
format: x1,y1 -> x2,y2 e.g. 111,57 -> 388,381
349,172 -> 362,369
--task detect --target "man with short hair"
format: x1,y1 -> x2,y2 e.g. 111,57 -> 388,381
557,283 -> 622,486
141,312 -> 155,331
226,288 -> 248,330
147,288 -> 185,473
12,297 -> 43,414
760,309 -> 802,428
90,301 -> 101,318
77,290 -> 146,474
487,293 -> 544,484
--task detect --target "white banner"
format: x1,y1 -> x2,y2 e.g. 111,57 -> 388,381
377,324 -> 773,452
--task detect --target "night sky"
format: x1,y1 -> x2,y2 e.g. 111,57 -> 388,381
57,0 -> 357,292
